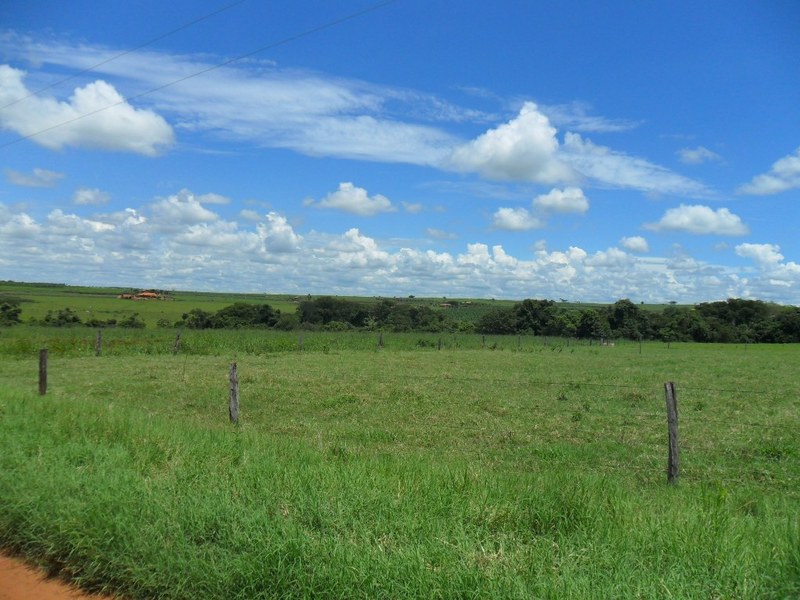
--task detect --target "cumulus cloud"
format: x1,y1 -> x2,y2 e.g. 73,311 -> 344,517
0,212 -> 41,237
735,243 -> 784,265
533,187 -> 589,214
737,147 -> 800,195
493,186 -> 588,231
448,102 -> 574,184
677,146 -> 722,165
620,236 -> 650,253
73,187 -> 110,206
0,195 -> 795,302
308,182 -> 395,216
0,64 -> 173,155
492,207 -> 544,231
257,212 -> 302,253
5,167 -> 64,188
150,189 -> 219,226
645,204 -> 749,236
735,243 -> 800,291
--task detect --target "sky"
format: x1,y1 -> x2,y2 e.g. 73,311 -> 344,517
1,0 -> 799,304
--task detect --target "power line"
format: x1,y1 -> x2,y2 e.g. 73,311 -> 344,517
0,0 -> 398,151
0,0 -> 251,111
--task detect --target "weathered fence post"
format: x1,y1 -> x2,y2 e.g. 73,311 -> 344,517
378,332 -> 384,348
173,331 -> 182,355
438,337 -> 442,350
38,348 -> 48,395
482,335 -> 485,348
229,362 -> 239,424
664,382 -> 679,484
95,329 -> 102,357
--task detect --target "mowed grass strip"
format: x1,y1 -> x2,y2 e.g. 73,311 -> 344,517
0,345 -> 799,598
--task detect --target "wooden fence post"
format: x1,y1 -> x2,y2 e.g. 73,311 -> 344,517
173,331 -> 182,355
229,362 -> 239,424
38,349 -> 48,395
95,329 -> 102,357
664,382 -> 679,484
438,337 -> 442,350
482,335 -> 485,348
378,332 -> 384,348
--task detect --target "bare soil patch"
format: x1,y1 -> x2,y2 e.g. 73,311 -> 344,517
0,554 -> 116,600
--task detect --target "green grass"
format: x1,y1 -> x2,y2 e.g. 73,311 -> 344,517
0,335 -> 798,598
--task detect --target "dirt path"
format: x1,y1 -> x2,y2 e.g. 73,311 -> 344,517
0,555 -> 116,600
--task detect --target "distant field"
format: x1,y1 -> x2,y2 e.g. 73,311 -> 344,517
0,328 -> 797,598
0,281 -> 684,330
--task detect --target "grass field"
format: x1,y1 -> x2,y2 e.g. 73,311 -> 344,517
0,329 -> 798,598
1,280 -> 677,330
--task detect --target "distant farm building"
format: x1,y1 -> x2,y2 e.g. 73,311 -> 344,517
118,290 -> 167,300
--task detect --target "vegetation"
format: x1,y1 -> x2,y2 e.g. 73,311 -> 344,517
0,338 -> 798,598
3,282 -> 798,343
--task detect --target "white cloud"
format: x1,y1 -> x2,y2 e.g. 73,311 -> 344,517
677,146 -> 722,165
562,133 -> 712,197
2,38 -> 712,197
196,192 -> 231,205
541,101 -> 642,133
0,197 -> 795,303
448,102 -> 574,184
735,243 -> 800,292
492,207 -> 544,231
5,167 -> 64,188
620,236 -> 650,253
309,182 -> 395,216
533,187 -> 589,214
73,187 -> 110,206
0,212 -> 41,237
645,204 -> 749,236
257,212 -> 302,253
737,147 -> 800,195
0,64 -> 173,155
425,228 -> 458,240
735,243 -> 784,265
150,189 -> 219,226
401,201 -> 423,214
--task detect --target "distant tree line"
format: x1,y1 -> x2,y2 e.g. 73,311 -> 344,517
474,298 -> 800,343
5,294 -> 800,343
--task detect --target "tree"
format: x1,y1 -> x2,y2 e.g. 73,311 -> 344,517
475,307 -> 516,334
514,299 -> 557,335
42,308 -> 82,327
576,309 -> 610,339
0,302 -> 22,326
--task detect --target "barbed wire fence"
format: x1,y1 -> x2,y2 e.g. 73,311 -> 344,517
27,332 -> 799,488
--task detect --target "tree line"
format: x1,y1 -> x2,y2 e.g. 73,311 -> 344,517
474,298 -> 800,343
2,294 -> 799,343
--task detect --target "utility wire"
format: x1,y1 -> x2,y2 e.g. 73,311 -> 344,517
0,0 -> 251,111
0,0 -> 398,151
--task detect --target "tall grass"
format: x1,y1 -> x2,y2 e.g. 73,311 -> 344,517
1,342 -> 798,598
0,326 -> 587,358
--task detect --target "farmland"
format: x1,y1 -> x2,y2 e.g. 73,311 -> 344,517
1,317 -> 798,598
1,283 -> 799,598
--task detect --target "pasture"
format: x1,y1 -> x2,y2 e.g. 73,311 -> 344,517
0,329 -> 798,598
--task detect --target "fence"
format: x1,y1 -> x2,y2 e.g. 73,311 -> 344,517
27,341 -> 797,490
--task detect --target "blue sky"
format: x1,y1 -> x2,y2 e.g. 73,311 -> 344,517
1,0 -> 799,303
